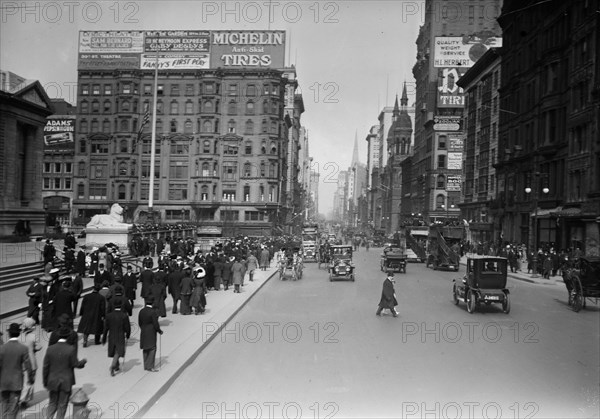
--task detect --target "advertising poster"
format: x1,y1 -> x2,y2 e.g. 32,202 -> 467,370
446,175 -> 462,192
43,116 -> 75,152
142,30 -> 210,70
210,31 -> 286,68
437,67 -> 465,108
448,152 -> 463,170
448,136 -> 464,152
78,31 -> 143,69
433,116 -> 462,131
434,35 -> 502,68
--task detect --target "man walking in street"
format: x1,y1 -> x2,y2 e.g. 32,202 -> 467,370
0,323 -> 34,419
102,299 -> 131,376
376,272 -> 398,317
139,296 -> 163,372
123,265 -> 138,308
77,285 -> 106,347
43,326 -> 87,419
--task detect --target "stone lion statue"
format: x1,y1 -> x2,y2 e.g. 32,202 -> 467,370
86,203 -> 132,230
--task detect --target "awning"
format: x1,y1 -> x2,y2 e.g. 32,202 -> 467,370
531,206 -> 562,217
196,226 -> 222,235
552,207 -> 581,217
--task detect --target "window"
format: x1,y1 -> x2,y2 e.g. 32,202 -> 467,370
170,120 -> 178,133
222,192 -> 236,202
438,155 -> 446,169
77,184 -> 85,199
185,100 -> 193,114
438,135 -> 447,149
169,163 -> 189,179
245,120 -> 254,134
269,185 -> 276,202
168,185 -> 187,200
120,119 -> 129,132
64,177 -> 72,190
80,120 -> 88,132
170,101 -> 179,114
120,139 -> 128,153
245,142 -> 252,155
166,209 -> 190,220
122,101 -> 130,112
228,84 -> 237,96
263,100 -> 269,113
91,120 -> 99,132
65,163 -> 72,173
156,100 -> 163,114
260,162 -> 266,177
246,84 -> 257,98
141,163 -> 160,179
184,120 -> 193,134
80,101 -> 89,114
201,185 -> 208,201
201,162 -> 210,177
118,184 -> 126,200
170,84 -> 180,96
223,164 -> 237,181
221,209 -> 239,220
245,211 -> 265,221
90,164 -> 107,179
43,178 -> 50,189
92,84 -> 100,95
246,101 -> 255,114
203,140 -> 211,153
243,162 -> 252,177
122,84 -> 131,94
228,100 -> 237,115
89,184 -> 107,200
81,84 -> 89,95
259,185 -> 265,201
204,100 -> 213,113
436,194 -> 446,209
118,161 -> 128,176
144,84 -> 152,95
204,83 -> 214,94
78,161 -> 86,176
91,100 -> 100,113
223,144 -> 238,155
43,163 -> 51,173
54,163 -> 61,173
437,174 -> 446,189
91,141 -> 109,154
103,100 -> 111,113
262,119 -> 268,133
269,162 -> 276,178
157,85 -> 164,95
261,142 -> 267,154
53,178 -> 61,189
185,84 -> 194,95
271,120 -> 278,134
202,120 -> 212,133
227,120 -> 236,133
244,185 -> 250,202
270,143 -> 277,155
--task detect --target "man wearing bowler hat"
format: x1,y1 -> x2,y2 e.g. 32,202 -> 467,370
102,299 -> 131,376
138,296 -> 163,372
376,272 -> 398,317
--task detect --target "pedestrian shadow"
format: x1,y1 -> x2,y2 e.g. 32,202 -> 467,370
158,318 -> 173,326
122,358 -> 141,372
155,356 -> 169,369
80,382 -> 97,396
21,390 -> 49,419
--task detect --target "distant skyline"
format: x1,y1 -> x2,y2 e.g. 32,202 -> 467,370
1,0 -> 423,214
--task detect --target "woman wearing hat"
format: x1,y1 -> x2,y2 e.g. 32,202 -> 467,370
190,268 -> 206,315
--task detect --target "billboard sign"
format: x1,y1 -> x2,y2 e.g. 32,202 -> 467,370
210,31 -> 286,68
434,35 -> 502,68
437,68 -> 465,107
446,175 -> 462,192
78,30 -> 285,70
78,31 -> 143,69
433,116 -> 462,131
448,136 -> 464,152
44,116 -> 75,151
448,152 -> 463,170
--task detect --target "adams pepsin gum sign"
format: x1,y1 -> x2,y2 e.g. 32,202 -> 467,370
210,31 -> 286,68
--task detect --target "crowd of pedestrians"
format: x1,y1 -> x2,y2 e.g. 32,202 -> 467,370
1,230 -> 302,417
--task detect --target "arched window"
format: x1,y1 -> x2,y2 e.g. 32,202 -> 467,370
243,162 -> 252,177
245,120 -> 254,134
245,141 -> 253,155
184,119 -> 193,134
259,185 -> 265,201
119,161 -> 128,175
201,185 -> 209,201
122,100 -> 130,112
261,141 -> 267,154
261,119 -> 268,133
436,194 -> 446,209
270,142 -> 277,155
185,100 -> 193,114
102,119 -> 111,133
204,100 -> 213,113
203,140 -> 211,153
91,100 -> 99,113
436,174 -> 446,189
103,100 -> 111,113
244,185 -> 250,202
228,100 -> 237,115
170,100 -> 179,114
120,139 -> 128,153
271,100 -> 278,114
269,162 -> 277,178
201,162 -> 210,177
246,101 -> 255,114
202,120 -> 212,133
120,119 -> 129,132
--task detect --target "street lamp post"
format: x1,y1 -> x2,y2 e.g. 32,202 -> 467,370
525,173 -> 549,278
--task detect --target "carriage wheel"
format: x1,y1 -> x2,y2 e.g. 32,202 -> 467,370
452,284 -> 459,305
572,275 -> 584,312
502,294 -> 511,314
466,290 -> 476,314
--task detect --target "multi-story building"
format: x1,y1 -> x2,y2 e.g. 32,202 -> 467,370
496,0 -> 600,255
457,48 -> 501,243
42,99 -> 76,233
365,125 -> 380,229
0,70 -> 54,237
72,30 -> 303,237
308,169 -> 320,220
412,0 -> 503,223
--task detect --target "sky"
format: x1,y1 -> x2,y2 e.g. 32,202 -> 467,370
1,0 -> 423,215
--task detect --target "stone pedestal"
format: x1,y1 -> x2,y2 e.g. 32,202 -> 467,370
85,227 -> 133,254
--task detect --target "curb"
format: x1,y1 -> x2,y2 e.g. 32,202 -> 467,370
459,260 -> 564,285
134,268 -> 278,418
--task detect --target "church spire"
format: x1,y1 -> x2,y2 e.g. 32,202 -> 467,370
392,94 -> 400,117
401,81 -> 408,107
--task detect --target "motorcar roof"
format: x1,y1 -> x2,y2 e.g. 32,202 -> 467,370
332,245 -> 352,248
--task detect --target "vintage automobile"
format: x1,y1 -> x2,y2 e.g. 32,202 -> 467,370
562,256 -> 600,312
302,243 -> 318,263
452,256 -> 510,314
328,245 -> 355,282
380,246 -> 407,273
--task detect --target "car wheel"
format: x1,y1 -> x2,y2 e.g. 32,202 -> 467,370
452,284 -> 459,305
502,294 -> 511,314
466,290 -> 476,314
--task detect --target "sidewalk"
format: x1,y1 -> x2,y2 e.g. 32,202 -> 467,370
17,263 -> 278,419
459,254 -> 564,286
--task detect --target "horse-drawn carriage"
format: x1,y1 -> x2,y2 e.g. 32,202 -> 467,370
562,256 -> 600,312
328,245 -> 355,282
278,246 -> 303,281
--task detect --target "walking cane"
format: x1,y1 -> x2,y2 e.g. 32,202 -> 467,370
158,333 -> 162,370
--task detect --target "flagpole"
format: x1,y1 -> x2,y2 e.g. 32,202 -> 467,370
148,45 -> 159,219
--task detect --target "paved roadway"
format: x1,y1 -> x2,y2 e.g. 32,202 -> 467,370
144,248 -> 599,419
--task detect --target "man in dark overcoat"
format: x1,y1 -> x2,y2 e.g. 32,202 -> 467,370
102,299 -> 131,376
179,269 -> 193,315
43,326 -> 87,419
139,265 -> 154,299
77,285 -> 106,347
53,279 -> 75,320
71,273 -> 83,316
167,266 -> 183,314
94,263 -> 113,288
0,323 -> 34,419
26,277 -> 43,325
122,265 -> 138,307
75,246 -> 86,276
376,272 -> 398,317
138,297 -> 163,371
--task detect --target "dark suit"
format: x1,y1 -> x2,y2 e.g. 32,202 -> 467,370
139,269 -> 154,299
167,270 -> 183,313
102,309 -> 131,372
377,278 -> 398,316
43,341 -> 86,419
77,291 -> 106,345
138,306 -> 162,370
94,269 -> 113,287
0,339 -> 34,419
122,272 -> 138,304
53,288 -> 75,320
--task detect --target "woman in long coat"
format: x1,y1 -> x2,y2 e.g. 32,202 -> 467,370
260,247 -> 270,270
149,277 -> 167,318
190,267 -> 206,315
